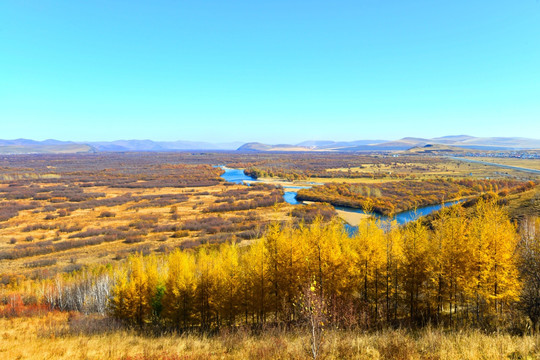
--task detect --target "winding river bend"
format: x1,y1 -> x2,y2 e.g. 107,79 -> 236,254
219,166 -> 462,228
219,166 -> 306,205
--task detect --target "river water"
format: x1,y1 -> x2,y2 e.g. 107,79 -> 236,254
219,166 -> 306,205
219,166 -> 462,228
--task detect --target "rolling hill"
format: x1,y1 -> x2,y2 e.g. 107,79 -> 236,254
0,143 -> 94,155
236,136 -> 540,152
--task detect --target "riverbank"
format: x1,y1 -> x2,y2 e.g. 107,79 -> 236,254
303,200 -> 369,225
219,166 -> 481,226
244,177 -> 320,189
219,166 -> 320,189
335,208 -> 370,225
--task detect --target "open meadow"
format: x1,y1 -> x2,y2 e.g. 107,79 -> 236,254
461,157 -> 540,172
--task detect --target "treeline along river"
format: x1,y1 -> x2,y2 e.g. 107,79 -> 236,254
219,166 -> 463,231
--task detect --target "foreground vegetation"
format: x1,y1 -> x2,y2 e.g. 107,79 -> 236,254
102,199 -> 531,331
2,313 -> 540,360
297,178 -> 534,215
2,199 -> 538,326
1,152 -> 539,359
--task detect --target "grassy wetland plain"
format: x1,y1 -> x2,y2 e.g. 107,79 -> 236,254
0,151 -> 539,359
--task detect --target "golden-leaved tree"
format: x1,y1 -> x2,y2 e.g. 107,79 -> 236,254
469,199 -> 520,324
351,217 -> 386,323
240,238 -> 271,324
401,219 -> 433,323
214,243 -> 240,326
109,253 -> 162,325
432,205 -> 471,325
107,199 -> 525,330
162,249 -> 196,329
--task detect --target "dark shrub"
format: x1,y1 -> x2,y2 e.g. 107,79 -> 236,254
98,211 -> 116,218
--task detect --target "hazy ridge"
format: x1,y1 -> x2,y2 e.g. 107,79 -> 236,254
237,135 -> 540,152
0,135 -> 539,154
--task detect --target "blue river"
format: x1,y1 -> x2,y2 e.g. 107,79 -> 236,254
219,166 -> 305,205
219,166 -> 463,230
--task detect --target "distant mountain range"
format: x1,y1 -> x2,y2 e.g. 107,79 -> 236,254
0,136 -> 538,154
0,139 -> 94,154
0,139 -> 243,154
237,136 -> 540,152
88,140 -> 244,152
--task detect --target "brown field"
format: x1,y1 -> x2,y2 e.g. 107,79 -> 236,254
308,177 -> 400,184
327,157 -> 540,181
463,157 -> 540,171
0,183 -> 293,276
245,177 -> 323,188
325,161 -> 463,177
243,153 -> 540,185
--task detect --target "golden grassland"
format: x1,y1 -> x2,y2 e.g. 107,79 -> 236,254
247,157 -> 518,185
325,160 -> 464,176
1,313 -> 540,360
325,158 -> 540,181
506,185 -> 540,220
244,177 -> 322,188
308,177 -> 401,184
0,182 -> 294,276
245,155 -> 540,186
463,157 -> 540,171
243,154 -> 503,182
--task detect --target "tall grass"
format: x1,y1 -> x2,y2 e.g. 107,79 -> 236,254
1,313 -> 540,360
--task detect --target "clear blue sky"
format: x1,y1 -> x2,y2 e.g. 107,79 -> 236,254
1,1 -> 539,143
